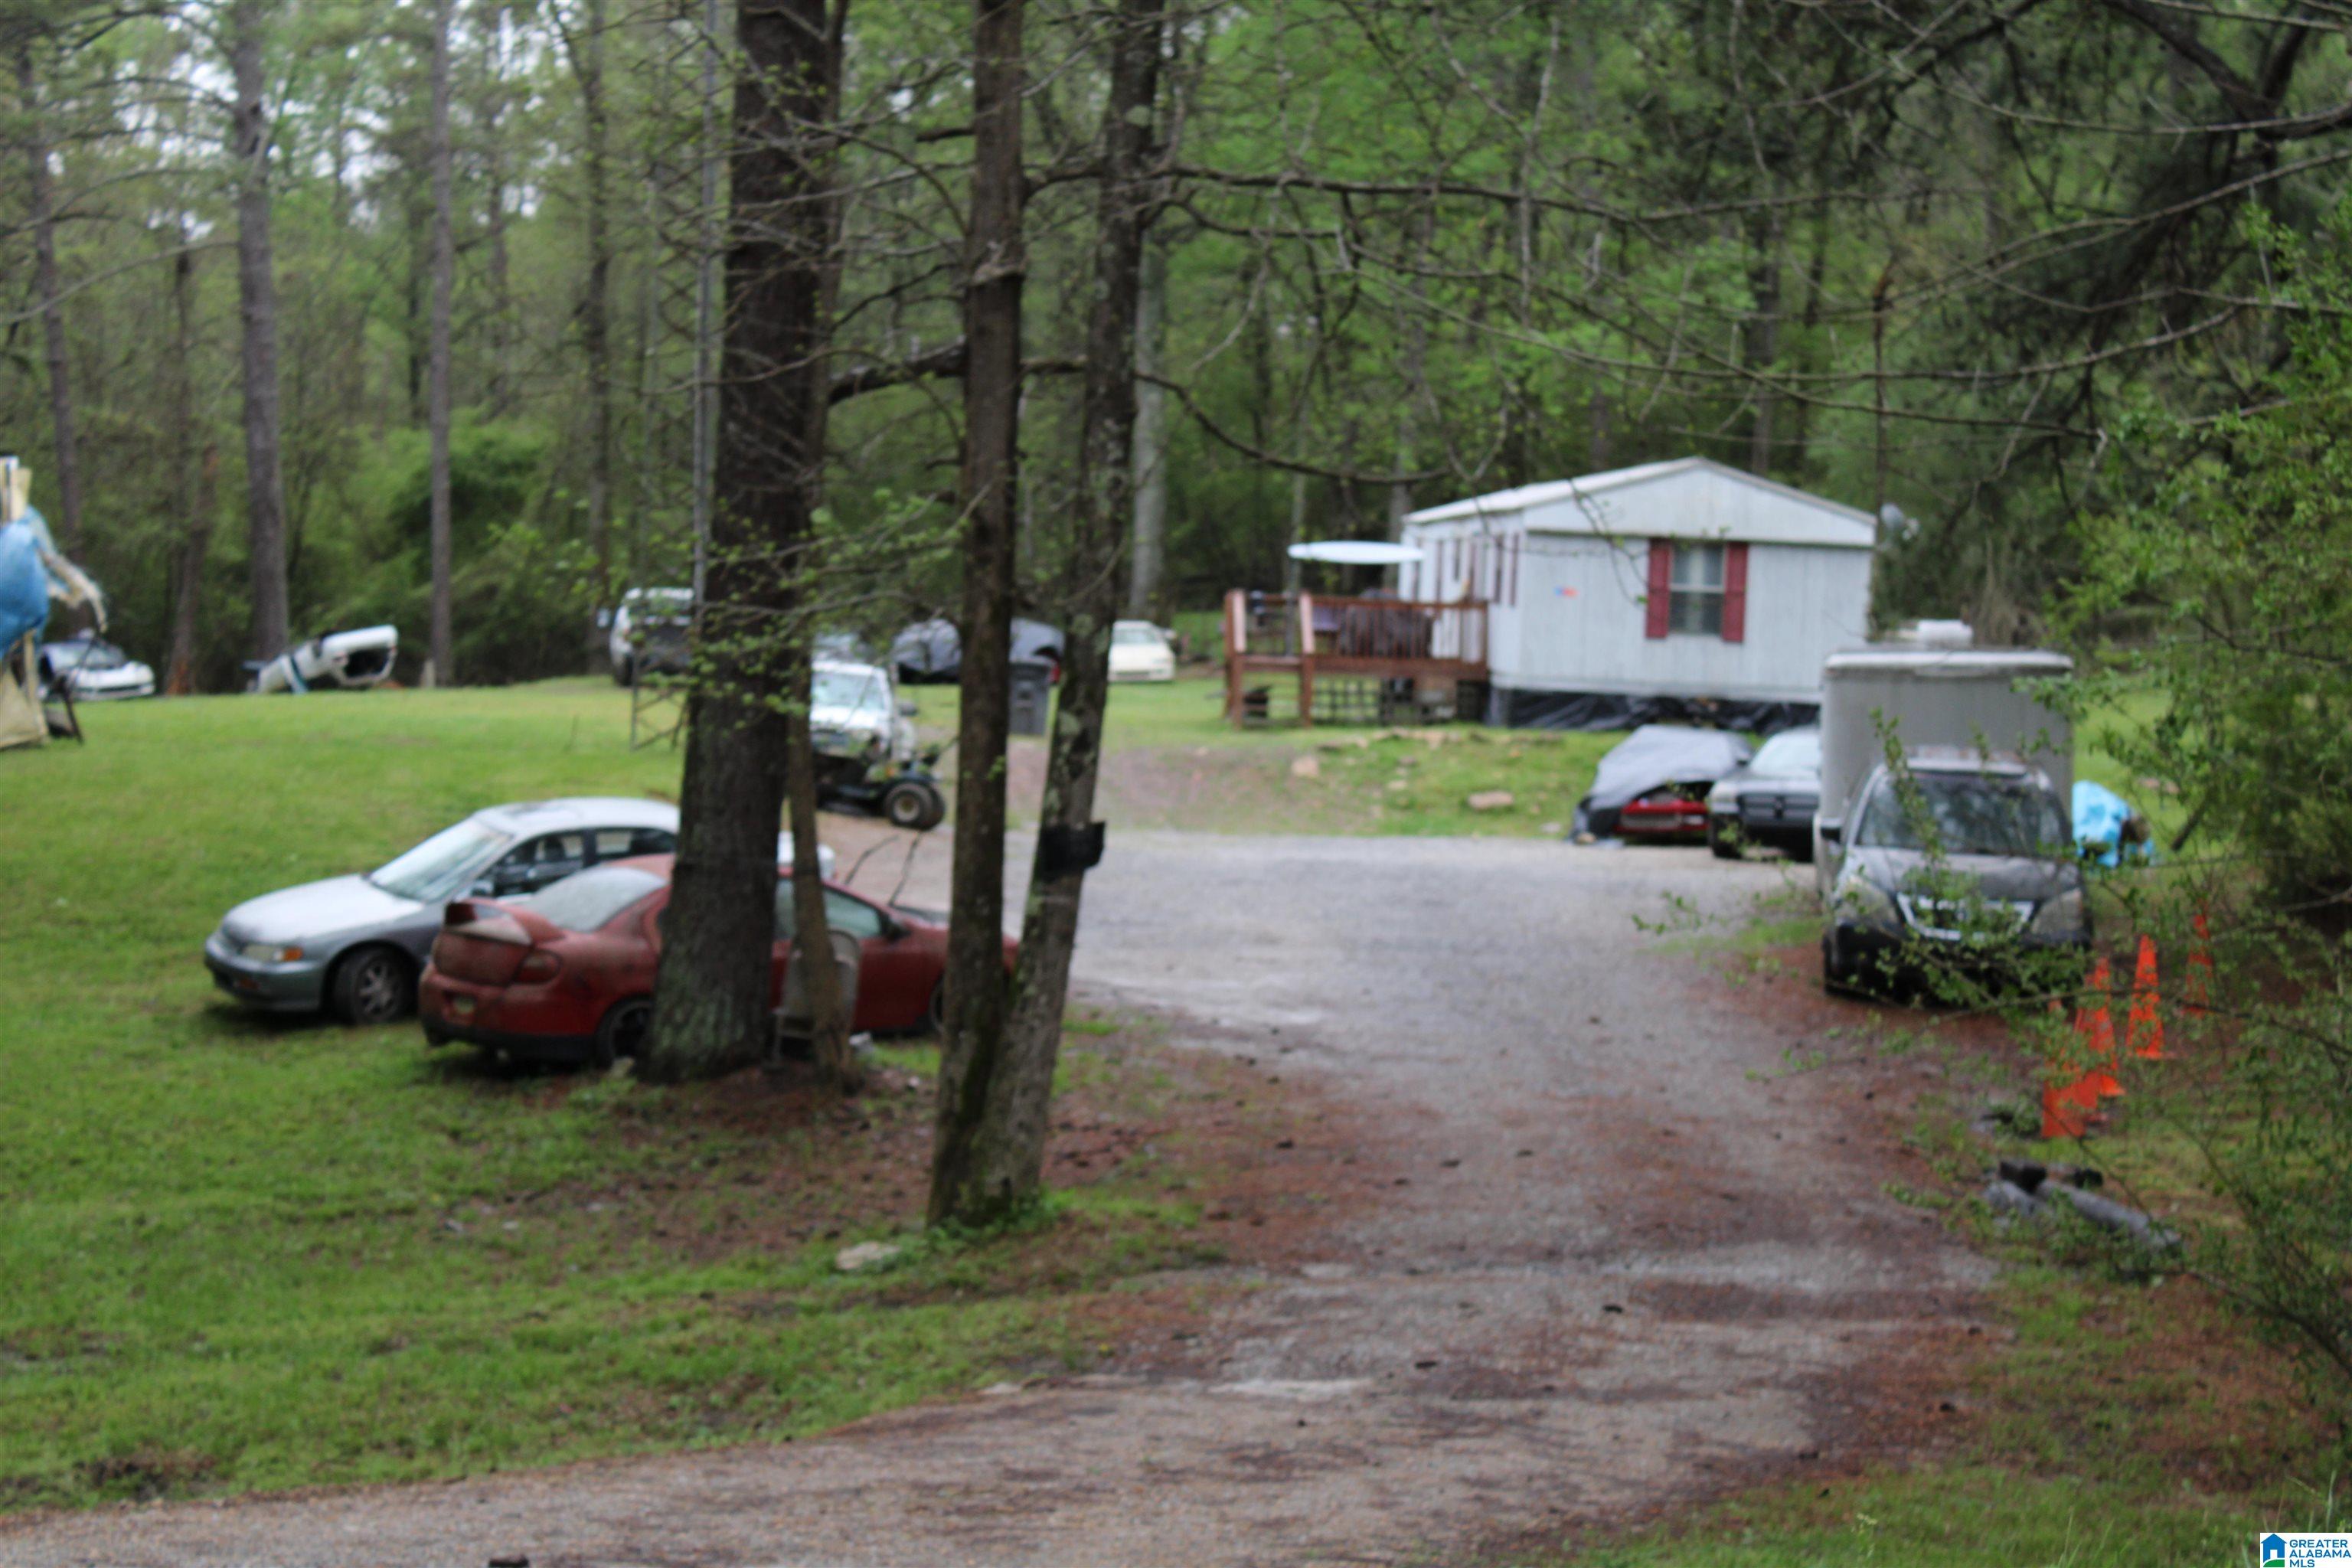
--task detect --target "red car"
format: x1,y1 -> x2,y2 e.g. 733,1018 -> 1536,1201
1614,784 -> 1716,841
418,855 -> 1005,1065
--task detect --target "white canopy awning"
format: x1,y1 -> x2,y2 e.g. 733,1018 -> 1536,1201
1286,540 -> 1426,565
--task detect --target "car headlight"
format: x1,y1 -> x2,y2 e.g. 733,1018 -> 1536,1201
2030,888 -> 2086,938
1831,872 -> 1899,933
1707,782 -> 1736,811
240,942 -> 306,963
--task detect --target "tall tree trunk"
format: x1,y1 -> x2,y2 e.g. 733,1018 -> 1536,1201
18,43 -> 83,554
1502,0 -> 1560,489
782,0 -> 858,1097
229,0 -> 290,663
1281,465 -> 1307,596
165,246 -> 214,696
634,162 -> 662,588
689,0 -> 724,606
933,0 -> 1163,1226
1743,210 -> 1784,479
926,0 -> 1166,1231
980,0 -> 1164,1215
567,0 -> 616,658
1384,207 -> 1436,541
480,2 -> 516,419
426,0 -> 457,685
1125,234 -> 1168,620
927,0 -> 1029,1227
168,447 -> 220,696
1779,202 -> 1834,476
642,0 -> 834,1086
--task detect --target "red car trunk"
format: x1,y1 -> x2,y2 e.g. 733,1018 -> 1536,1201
432,902 -> 548,985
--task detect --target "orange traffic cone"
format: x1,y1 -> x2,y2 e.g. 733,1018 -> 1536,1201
2040,1072 -> 2098,1139
2183,912 -> 2213,1018
2076,982 -> 2125,1101
2128,934 -> 2167,1060
2082,956 -> 2117,1062
2040,998 -> 2101,1138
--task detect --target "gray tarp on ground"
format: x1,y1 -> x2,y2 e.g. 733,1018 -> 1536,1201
1489,686 -> 1818,735
1573,724 -> 1754,835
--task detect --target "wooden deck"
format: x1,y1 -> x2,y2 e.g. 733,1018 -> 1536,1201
1222,590 -> 1488,726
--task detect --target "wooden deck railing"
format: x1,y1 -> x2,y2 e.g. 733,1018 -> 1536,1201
1223,590 -> 1488,724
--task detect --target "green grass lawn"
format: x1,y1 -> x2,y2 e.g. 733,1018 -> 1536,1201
0,684 -> 1230,1511
912,673 -> 1625,836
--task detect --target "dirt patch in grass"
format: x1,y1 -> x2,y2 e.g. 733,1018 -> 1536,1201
430,1010 -> 1358,1311
74,1451 -> 219,1505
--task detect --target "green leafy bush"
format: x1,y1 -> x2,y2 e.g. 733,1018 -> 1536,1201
2068,207 -> 2352,921
2056,202 -> 2352,1403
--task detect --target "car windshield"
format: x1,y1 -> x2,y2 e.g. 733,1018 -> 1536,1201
369,818 -> 514,902
1856,774 -> 2068,857
1112,626 -> 1161,647
53,641 -> 120,670
1749,730 -> 1819,776
813,668 -> 887,715
517,866 -> 665,932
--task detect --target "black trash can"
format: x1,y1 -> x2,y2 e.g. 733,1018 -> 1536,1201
1008,659 -> 1052,737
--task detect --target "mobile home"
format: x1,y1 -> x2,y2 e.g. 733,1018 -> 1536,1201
1400,456 -> 1875,730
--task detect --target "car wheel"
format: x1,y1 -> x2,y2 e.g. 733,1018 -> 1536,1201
1707,818 -> 1742,860
332,946 -> 415,1025
1787,834 -> 1815,865
1821,926 -> 1863,996
593,996 -> 653,1068
884,779 -> 946,831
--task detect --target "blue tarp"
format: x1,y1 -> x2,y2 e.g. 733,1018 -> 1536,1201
2073,779 -> 2152,867
0,505 -> 57,652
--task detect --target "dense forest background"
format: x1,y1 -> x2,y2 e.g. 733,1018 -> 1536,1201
5,0 -> 2347,690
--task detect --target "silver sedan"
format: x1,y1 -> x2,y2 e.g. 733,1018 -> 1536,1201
203,799 -> 834,1025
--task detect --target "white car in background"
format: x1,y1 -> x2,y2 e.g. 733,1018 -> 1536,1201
1108,620 -> 1176,682
249,626 -> 400,693
38,634 -> 155,700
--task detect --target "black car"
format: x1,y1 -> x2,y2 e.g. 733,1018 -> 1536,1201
890,616 -> 1063,684
1705,726 -> 1821,861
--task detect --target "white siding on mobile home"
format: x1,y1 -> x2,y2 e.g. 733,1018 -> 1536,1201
1402,457 -> 1874,717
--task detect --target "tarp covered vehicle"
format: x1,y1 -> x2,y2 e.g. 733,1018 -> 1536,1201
1573,724 -> 1754,841
811,658 -> 947,831
891,616 -> 1063,684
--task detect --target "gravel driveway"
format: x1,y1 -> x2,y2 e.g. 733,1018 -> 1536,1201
3,833 -> 1989,1567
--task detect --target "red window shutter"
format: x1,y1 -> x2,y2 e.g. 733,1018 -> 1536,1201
1722,541 -> 1749,643
1645,540 -> 1672,639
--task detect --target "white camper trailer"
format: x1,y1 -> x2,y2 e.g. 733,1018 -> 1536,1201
1812,647 -> 2075,896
